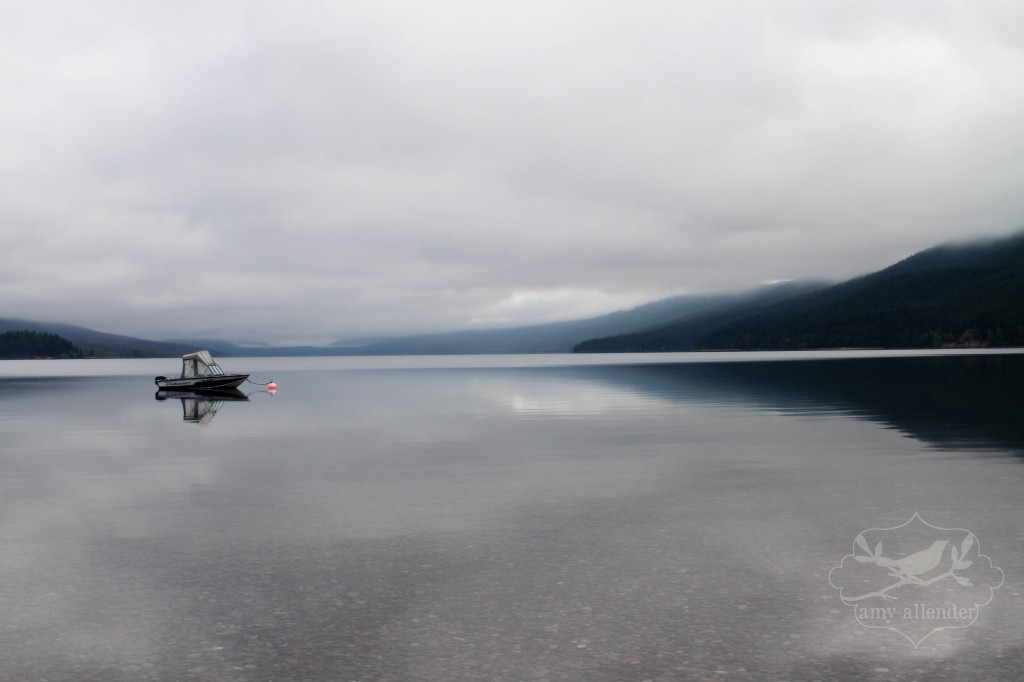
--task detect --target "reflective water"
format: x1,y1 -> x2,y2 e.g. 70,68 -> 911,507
1,352 -> 1022,681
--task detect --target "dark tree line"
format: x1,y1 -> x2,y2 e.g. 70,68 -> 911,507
0,330 -> 84,359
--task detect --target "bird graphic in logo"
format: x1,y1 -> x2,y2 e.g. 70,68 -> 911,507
828,513 -> 1005,648
842,528 -> 976,603
873,540 -> 949,585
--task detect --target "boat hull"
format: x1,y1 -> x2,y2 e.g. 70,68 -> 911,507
155,374 -> 249,390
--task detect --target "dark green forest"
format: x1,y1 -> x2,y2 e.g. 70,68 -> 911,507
0,330 -> 84,359
575,232 -> 1024,352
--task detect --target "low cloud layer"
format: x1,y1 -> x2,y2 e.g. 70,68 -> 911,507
2,1 -> 1023,343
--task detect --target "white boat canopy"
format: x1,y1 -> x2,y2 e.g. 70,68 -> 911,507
181,350 -> 226,379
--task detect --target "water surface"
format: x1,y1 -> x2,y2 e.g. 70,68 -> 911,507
1,352 -> 1022,680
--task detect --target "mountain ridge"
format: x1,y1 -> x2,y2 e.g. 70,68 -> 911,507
325,283 -> 829,355
5,231 -> 1023,358
574,231 -> 1024,352
0,319 -> 201,358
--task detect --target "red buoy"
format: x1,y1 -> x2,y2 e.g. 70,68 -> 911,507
267,381 -> 277,394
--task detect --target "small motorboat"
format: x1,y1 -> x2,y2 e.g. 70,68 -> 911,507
155,350 -> 249,390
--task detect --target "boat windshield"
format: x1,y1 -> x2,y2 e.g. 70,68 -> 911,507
180,350 -> 228,379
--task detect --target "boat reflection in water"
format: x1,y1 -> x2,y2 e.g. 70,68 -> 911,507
154,387 -> 249,425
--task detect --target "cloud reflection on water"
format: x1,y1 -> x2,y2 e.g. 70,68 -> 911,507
0,355 -> 1022,680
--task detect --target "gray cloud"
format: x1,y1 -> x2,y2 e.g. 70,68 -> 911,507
2,1 -> 1023,343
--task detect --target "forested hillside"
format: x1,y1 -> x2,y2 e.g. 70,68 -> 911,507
0,330 -> 83,359
575,232 -> 1024,352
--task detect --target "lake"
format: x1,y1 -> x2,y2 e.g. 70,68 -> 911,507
1,351 -> 1022,681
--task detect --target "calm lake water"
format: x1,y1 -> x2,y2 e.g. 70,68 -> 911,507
0,351 -> 1022,681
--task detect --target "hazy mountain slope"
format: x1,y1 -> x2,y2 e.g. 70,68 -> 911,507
575,231 -> 1024,352
572,281 -> 830,352
326,293 -> 729,354
168,340 -> 363,357
328,288 -> 826,355
10,232 -> 1021,357
0,319 -> 199,358
702,232 -> 1024,349
165,339 -> 250,356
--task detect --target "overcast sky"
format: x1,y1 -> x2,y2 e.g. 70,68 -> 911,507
2,1 -> 1023,344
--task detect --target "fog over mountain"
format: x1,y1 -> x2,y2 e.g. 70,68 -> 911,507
2,2 -> 1023,344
